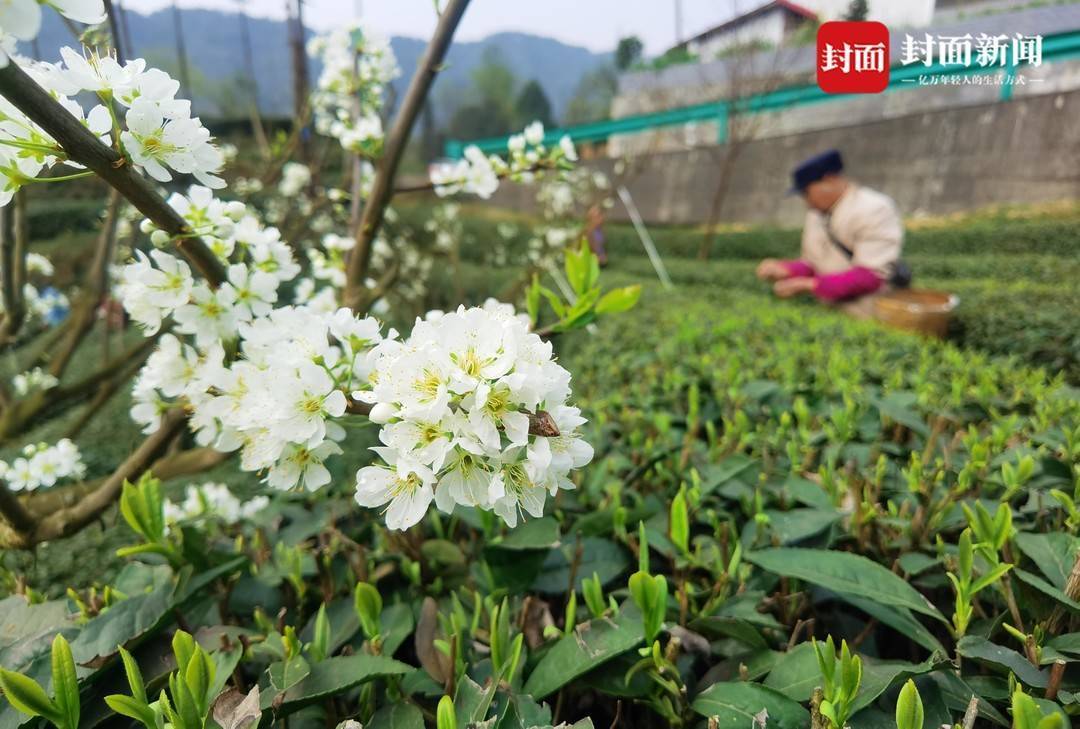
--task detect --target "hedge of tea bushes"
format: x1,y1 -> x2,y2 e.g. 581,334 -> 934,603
2,281 -> 1076,729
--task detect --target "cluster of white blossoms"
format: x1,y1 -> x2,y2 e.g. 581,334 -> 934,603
354,301 -> 593,530
0,439 -> 84,492
121,215 -> 593,528
424,202 -> 463,253
307,23 -> 399,155
278,162 -> 312,197
0,0 -> 104,67
0,46 -> 225,205
430,121 -> 578,199
11,366 -> 58,395
163,481 -> 269,526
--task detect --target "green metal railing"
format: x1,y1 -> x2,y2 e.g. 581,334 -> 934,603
444,29 -> 1080,158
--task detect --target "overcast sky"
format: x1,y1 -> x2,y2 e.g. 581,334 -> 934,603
119,0 -> 742,55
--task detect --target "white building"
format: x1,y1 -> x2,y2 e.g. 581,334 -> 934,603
676,0 -> 940,61
678,1 -> 818,60
805,0 -> 936,28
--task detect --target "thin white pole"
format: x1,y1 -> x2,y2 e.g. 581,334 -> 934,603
544,259 -> 575,302
617,185 -> 673,289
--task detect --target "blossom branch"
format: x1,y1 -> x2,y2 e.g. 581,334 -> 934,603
393,159 -> 560,196
344,0 -> 470,311
0,408 -> 187,549
0,61 -> 226,285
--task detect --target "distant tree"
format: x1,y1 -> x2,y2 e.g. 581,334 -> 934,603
448,104 -> 510,141
471,47 -> 517,122
844,0 -> 869,21
514,79 -> 553,128
443,47 -> 519,140
615,35 -> 644,71
564,65 -> 617,125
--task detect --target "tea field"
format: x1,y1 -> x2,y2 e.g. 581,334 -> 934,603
1,203 -> 1078,729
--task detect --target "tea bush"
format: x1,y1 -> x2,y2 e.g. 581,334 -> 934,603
2,282 -> 1076,729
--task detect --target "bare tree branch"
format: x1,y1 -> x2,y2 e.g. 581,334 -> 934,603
0,61 -> 225,285
0,189 -> 29,343
48,190 -> 123,379
343,0 -> 470,311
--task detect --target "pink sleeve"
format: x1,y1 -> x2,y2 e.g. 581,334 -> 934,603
781,260 -> 815,278
813,267 -> 883,302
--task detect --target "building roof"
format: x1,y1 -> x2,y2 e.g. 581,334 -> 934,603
675,1 -> 818,51
624,3 -> 1080,95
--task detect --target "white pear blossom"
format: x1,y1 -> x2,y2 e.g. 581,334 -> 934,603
1,439 -> 85,492
121,98 -> 225,188
163,482 -> 268,525
354,303 -> 592,529
431,120 -> 577,199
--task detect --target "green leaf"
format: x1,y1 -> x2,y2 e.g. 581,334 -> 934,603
746,548 -> 945,621
837,594 -> 945,655
871,392 -> 930,437
1015,533 -> 1077,589
526,275 -> 541,325
267,655 -> 310,693
700,455 -> 756,496
310,604 -> 330,662
895,679 -> 924,729
522,604 -> 644,698
104,695 -> 157,729
956,636 -> 1049,688
595,286 -> 641,315
354,583 -> 383,640
488,517 -> 560,551
49,636 -> 78,729
749,508 -> 838,545
852,656 -> 942,714
0,669 -> 62,724
1046,633 -> 1080,656
1013,568 -> 1080,611
367,702 -> 425,729
117,647 -> 147,704
0,597 -> 75,656
259,654 -> 410,713
669,487 -> 689,554
532,537 -> 630,594
184,647 -> 214,713
764,642 -> 822,701
686,616 -> 766,649
69,579 -> 175,666
172,632 -> 195,675
969,563 -> 1013,595
691,682 -> 808,728
537,286 -> 565,319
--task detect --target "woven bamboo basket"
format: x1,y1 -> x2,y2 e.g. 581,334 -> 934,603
873,289 -> 958,338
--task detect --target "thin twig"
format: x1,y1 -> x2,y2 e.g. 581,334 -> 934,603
344,0 -> 471,310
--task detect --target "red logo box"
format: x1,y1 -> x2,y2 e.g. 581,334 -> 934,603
817,21 -> 890,94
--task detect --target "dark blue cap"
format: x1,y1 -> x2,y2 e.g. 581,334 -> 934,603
789,149 -> 844,194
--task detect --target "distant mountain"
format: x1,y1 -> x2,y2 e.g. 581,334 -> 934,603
24,9 -> 611,124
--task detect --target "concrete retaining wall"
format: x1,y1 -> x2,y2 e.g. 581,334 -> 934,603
576,88 -> 1080,227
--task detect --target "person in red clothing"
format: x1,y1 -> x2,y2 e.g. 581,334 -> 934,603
756,149 -> 906,319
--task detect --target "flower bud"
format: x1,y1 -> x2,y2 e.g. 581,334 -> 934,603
139,219 -> 156,234
214,221 -> 235,239
224,201 -> 246,220
368,402 -> 394,424
150,229 -> 171,247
